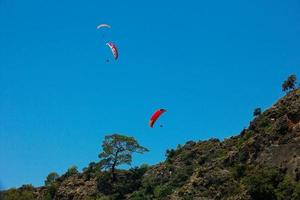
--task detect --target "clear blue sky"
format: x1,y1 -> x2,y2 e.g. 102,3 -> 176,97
1,0 -> 300,189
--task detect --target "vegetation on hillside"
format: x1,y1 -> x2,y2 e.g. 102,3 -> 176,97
1,75 -> 300,200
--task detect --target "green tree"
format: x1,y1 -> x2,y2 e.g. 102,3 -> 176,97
292,182 -> 300,200
64,165 -> 78,177
275,176 -> 295,200
98,134 -> 149,182
242,167 -> 283,200
154,184 -> 173,198
253,107 -> 262,117
3,185 -> 35,200
2,188 -> 19,200
282,74 -> 297,92
44,172 -> 59,186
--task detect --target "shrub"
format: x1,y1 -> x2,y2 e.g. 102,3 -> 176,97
44,172 -> 59,186
233,164 -> 246,179
3,185 -> 35,200
282,75 -> 297,92
170,166 -> 193,187
242,167 -> 283,200
276,176 -> 295,200
47,182 -> 59,199
292,182 -> 300,200
66,166 -> 78,176
166,149 -> 176,163
96,172 -> 113,195
253,108 -> 262,117
153,184 -> 173,199
130,190 -> 151,200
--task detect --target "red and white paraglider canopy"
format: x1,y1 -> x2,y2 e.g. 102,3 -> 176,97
106,42 -> 118,60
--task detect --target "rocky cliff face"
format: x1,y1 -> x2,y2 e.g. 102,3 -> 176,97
2,89 -> 300,200
129,89 -> 300,200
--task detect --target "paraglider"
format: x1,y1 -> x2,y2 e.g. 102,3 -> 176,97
97,24 -> 111,29
149,109 -> 167,128
96,24 -> 119,61
97,24 -> 112,41
106,42 -> 119,60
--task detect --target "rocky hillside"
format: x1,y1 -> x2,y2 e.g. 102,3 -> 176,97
2,89 -> 300,200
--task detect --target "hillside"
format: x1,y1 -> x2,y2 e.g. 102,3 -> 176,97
2,88 -> 300,200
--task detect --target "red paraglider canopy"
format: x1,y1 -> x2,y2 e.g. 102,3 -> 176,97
149,109 -> 166,128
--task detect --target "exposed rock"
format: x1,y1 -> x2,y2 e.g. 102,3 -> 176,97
2,88 -> 300,200
54,175 -> 98,200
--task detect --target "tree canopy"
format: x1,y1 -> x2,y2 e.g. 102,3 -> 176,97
282,75 -> 297,92
99,134 -> 149,181
44,172 -> 59,186
253,107 -> 262,117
